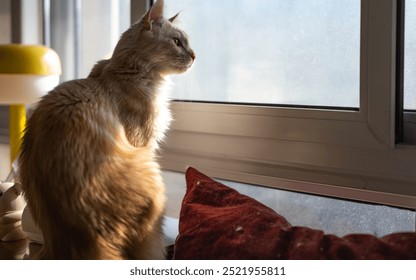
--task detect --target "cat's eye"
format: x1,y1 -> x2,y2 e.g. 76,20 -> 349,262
173,38 -> 182,47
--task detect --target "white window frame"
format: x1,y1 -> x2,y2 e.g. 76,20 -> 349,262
159,0 -> 416,210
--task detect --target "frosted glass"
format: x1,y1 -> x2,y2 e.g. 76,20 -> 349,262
166,0 -> 360,108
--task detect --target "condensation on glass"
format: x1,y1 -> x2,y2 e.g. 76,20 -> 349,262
166,0 -> 361,108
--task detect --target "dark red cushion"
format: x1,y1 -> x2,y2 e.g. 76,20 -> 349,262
173,167 -> 416,259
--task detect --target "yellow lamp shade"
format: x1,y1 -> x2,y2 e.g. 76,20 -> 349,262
0,44 -> 61,75
0,44 -> 61,163
0,44 -> 61,105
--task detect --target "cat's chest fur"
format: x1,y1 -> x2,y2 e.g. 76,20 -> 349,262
105,76 -> 171,149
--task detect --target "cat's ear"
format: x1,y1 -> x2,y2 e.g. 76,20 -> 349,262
150,0 -> 164,20
169,12 -> 180,23
142,0 -> 165,31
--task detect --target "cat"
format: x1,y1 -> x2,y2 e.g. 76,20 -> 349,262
18,0 -> 195,259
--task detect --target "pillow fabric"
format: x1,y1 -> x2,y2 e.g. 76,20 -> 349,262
173,167 -> 416,260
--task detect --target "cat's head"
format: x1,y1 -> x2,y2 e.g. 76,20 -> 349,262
111,0 -> 195,76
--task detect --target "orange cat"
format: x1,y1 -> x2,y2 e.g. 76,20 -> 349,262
18,0 -> 195,259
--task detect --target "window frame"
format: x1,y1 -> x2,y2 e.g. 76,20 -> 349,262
157,0 -> 416,210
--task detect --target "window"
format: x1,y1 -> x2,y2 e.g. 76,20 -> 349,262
160,0 -> 416,210
166,0 -> 361,108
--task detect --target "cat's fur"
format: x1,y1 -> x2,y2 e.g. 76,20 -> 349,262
18,0 -> 195,259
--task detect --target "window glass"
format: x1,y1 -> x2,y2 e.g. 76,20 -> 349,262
165,0 -> 361,108
405,0 -> 416,110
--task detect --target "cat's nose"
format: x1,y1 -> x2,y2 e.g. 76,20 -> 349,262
189,50 -> 196,61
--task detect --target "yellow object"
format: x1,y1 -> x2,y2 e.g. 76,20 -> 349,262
9,105 -> 26,164
0,44 -> 61,163
0,45 -> 61,75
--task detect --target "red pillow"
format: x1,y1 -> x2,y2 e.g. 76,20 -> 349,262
173,167 -> 416,259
